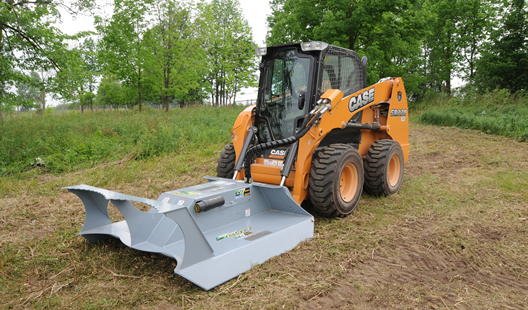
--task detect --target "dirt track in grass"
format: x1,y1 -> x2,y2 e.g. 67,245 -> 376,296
1,122 -> 527,309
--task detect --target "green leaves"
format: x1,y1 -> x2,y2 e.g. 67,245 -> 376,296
475,0 -> 528,92
198,0 -> 258,106
266,0 -> 430,96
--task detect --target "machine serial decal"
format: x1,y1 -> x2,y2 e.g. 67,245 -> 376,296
216,227 -> 253,241
349,88 -> 375,112
390,109 -> 407,117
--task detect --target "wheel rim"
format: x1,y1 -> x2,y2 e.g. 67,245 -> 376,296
388,154 -> 401,187
340,163 -> 359,202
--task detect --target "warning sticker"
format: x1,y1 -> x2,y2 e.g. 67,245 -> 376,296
162,196 -> 171,203
245,208 -> 250,217
177,199 -> 185,206
216,227 -> 253,241
264,159 -> 284,167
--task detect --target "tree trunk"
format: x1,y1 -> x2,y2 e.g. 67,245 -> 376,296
215,75 -> 219,106
41,89 -> 46,114
138,70 -> 142,112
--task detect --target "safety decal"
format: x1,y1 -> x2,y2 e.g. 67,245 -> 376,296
177,199 -> 185,206
264,159 -> 284,167
390,109 -> 407,117
216,227 -> 253,241
162,196 -> 171,203
245,208 -> 251,217
235,188 -> 250,199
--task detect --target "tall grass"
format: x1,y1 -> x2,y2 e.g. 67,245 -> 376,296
0,105 -> 245,175
417,89 -> 528,141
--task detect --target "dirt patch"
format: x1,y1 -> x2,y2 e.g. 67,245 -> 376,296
303,220 -> 528,309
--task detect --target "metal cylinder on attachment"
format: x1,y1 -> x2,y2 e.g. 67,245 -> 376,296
194,196 -> 225,213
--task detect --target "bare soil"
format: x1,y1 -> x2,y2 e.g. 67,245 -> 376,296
1,122 -> 527,309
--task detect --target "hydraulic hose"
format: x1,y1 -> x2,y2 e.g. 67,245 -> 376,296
244,111 -> 321,181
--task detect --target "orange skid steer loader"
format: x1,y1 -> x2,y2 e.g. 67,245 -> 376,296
65,41 -> 409,290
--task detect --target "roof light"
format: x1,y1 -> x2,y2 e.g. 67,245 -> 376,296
255,47 -> 267,56
300,41 -> 329,51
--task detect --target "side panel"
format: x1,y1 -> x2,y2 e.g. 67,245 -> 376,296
385,78 -> 410,163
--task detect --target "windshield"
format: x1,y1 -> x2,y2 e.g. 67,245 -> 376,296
258,49 -> 313,142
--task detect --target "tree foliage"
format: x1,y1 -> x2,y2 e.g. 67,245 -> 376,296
0,0 -> 92,117
475,0 -> 528,92
143,0 -> 205,111
267,0 -> 431,96
267,0 -> 524,98
198,0 -> 258,106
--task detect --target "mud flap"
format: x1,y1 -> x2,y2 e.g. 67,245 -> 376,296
64,177 -> 314,290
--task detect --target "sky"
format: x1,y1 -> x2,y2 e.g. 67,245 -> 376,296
52,0 -> 270,104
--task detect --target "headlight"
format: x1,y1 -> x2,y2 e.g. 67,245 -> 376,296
255,47 -> 267,56
300,41 -> 329,51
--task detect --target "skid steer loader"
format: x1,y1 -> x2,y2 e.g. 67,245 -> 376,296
65,41 -> 409,290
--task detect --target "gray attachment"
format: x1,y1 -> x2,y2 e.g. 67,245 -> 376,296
64,177 -> 314,290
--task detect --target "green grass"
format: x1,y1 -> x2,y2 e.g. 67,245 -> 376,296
415,90 -> 528,141
0,106 -> 245,176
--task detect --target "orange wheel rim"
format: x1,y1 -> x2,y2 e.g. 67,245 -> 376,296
340,163 -> 358,202
388,154 -> 401,187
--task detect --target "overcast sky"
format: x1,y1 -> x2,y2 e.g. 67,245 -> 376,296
58,1 -> 270,46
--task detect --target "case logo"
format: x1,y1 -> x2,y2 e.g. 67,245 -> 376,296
270,149 -> 286,156
349,88 -> 375,112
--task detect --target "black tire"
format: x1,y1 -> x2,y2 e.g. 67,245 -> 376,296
309,144 -> 364,217
216,142 -> 236,178
364,140 -> 404,196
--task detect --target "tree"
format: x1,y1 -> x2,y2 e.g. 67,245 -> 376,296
96,0 -> 152,111
266,0 -> 431,97
0,0 -> 92,118
143,0 -> 204,111
16,71 -> 40,111
198,0 -> 258,106
96,74 -> 125,109
475,0 -> 528,92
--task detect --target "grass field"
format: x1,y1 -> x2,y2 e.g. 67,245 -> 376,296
1,110 -> 527,308
0,106 -> 245,176
416,90 -> 528,141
